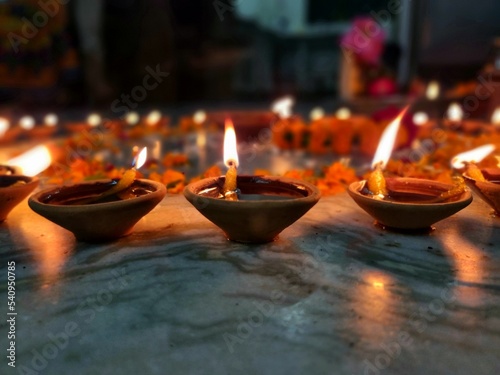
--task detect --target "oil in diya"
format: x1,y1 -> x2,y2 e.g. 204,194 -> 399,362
183,118 -> 320,243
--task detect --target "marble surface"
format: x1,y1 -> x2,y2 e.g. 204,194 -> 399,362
1,192 -> 500,375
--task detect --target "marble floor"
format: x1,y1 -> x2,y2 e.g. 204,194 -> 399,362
1,192 -> 500,375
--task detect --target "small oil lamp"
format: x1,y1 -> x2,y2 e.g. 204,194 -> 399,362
29,147 -> 166,242
348,108 -> 472,230
426,81 -> 440,101
0,145 -> 52,222
0,118 -> 21,144
458,145 -> 500,215
184,118 -> 320,243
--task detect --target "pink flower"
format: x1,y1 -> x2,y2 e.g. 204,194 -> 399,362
340,16 -> 386,66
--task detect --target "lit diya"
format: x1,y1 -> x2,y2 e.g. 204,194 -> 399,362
348,107 -> 472,230
0,146 -> 52,222
457,145 -> 500,215
184,119 -> 320,243
29,147 -> 166,242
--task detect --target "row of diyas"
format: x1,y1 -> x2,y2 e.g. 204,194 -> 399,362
1,110 -> 500,243
0,110 -> 170,144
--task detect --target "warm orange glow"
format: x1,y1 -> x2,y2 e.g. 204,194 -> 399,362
491,107 -> 500,125
371,106 -> 409,169
223,118 -> 239,168
425,80 -> 440,100
0,118 -> 9,137
135,147 -> 147,169
272,96 -> 294,119
451,144 -> 496,169
146,110 -> 161,126
19,116 -> 35,130
447,102 -> 463,121
335,107 -> 351,120
44,113 -> 58,127
193,110 -> 207,125
125,111 -> 140,125
412,111 -> 429,126
373,281 -> 385,289
309,107 -> 325,121
87,113 -> 101,127
7,145 -> 52,176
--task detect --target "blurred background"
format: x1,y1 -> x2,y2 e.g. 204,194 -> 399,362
1,0 -> 500,111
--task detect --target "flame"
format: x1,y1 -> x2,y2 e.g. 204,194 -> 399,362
134,147 -> 147,169
44,113 -> 58,127
412,111 -> 429,126
335,107 -> 351,120
451,144 -> 496,169
491,107 -> 500,125
272,96 -> 294,119
19,116 -> 35,130
447,102 -> 463,121
87,113 -> 101,127
309,107 -> 325,121
125,111 -> 140,125
371,107 -> 409,169
223,118 -> 239,168
146,110 -> 161,126
0,118 -> 9,137
425,81 -> 440,100
7,145 -> 52,176
193,110 -> 207,125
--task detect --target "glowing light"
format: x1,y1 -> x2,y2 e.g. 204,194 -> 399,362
373,281 -> 385,289
371,107 -> 409,169
309,107 -> 325,121
7,145 -> 52,176
44,113 -> 58,127
0,118 -> 10,137
412,111 -> 429,126
426,81 -> 440,100
19,116 -> 35,130
223,118 -> 239,168
134,147 -> 147,169
335,107 -> 351,120
125,111 -> 140,125
491,107 -> 500,125
193,110 -> 207,125
451,144 -> 496,169
272,96 -> 294,119
146,110 -> 161,126
447,102 -> 463,122
87,113 -> 101,127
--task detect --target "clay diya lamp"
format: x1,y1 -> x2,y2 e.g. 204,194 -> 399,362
183,119 -> 320,243
28,147 -> 166,242
348,177 -> 472,230
29,178 -> 166,242
0,173 -> 39,222
349,107 -> 472,230
463,167 -> 500,214
184,175 -> 320,243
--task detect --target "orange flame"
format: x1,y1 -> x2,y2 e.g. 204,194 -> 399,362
223,118 -> 238,168
7,145 -> 52,176
451,144 -> 495,169
0,118 -> 9,137
447,102 -> 463,121
371,107 -> 409,169
134,147 -> 147,169
272,96 -> 294,119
